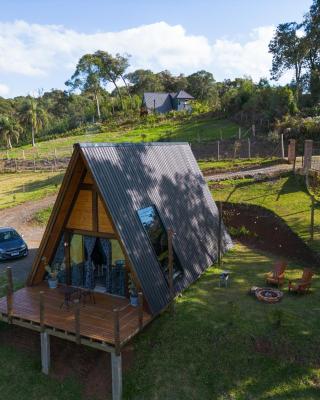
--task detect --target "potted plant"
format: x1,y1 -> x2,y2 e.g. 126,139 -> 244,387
43,257 -> 58,289
128,274 -> 139,307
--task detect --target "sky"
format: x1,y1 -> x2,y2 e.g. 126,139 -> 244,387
0,0 -> 313,98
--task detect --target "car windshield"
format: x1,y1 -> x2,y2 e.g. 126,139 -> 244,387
0,230 -> 20,243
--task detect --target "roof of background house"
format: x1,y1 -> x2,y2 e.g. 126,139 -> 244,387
79,142 -> 232,314
174,90 -> 194,99
142,90 -> 194,111
142,92 -> 173,112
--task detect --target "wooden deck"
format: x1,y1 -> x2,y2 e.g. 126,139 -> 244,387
0,283 -> 151,350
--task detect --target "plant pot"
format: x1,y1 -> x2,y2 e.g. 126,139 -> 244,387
130,295 -> 139,307
48,278 -> 58,289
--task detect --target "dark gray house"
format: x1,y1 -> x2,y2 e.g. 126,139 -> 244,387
142,90 -> 194,114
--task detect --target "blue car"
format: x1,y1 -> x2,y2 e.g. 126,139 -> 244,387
0,227 -> 28,261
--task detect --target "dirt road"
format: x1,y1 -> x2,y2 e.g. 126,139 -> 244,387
0,195 -> 57,283
204,163 -> 295,182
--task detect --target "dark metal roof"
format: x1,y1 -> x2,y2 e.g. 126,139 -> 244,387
174,90 -> 194,99
142,92 -> 173,113
79,142 -> 232,314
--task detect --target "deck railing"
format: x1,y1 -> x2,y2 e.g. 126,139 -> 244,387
37,288 -> 145,352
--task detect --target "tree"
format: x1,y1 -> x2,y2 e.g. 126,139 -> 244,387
126,69 -> 164,95
157,70 -> 188,92
93,51 -> 130,109
19,98 -> 47,147
186,70 -> 218,102
303,0 -> 320,102
66,54 -> 103,119
0,116 -> 22,149
269,22 -> 306,102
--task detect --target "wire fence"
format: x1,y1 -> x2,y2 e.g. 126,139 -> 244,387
0,128 -> 287,173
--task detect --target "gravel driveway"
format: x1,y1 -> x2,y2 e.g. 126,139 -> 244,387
0,195 -> 56,284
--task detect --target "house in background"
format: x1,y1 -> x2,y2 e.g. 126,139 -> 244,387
142,90 -> 194,114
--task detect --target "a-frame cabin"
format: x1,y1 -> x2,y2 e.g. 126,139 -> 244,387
0,142 -> 231,400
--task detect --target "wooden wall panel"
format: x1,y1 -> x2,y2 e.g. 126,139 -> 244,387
29,151 -> 86,285
98,196 -> 114,233
67,190 -> 93,230
83,171 -> 94,184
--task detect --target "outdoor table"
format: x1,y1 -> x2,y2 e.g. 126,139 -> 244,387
59,286 -> 80,309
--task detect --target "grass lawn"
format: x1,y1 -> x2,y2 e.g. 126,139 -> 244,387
211,174 -> 320,254
0,117 -> 239,160
198,157 -> 284,174
124,243 -> 320,400
0,172 -> 63,210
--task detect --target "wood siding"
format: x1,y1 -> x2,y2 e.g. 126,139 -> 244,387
67,190 -> 93,231
98,196 -> 114,233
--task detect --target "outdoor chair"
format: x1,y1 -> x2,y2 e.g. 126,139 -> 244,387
288,268 -> 314,294
266,260 -> 287,287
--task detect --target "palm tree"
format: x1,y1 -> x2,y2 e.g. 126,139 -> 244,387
0,116 -> 22,149
19,98 -> 47,147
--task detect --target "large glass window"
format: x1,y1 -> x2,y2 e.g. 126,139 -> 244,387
137,205 -> 183,281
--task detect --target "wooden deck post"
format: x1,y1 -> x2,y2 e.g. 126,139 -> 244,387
74,299 -> 81,344
138,292 -> 143,330
111,351 -> 122,400
40,332 -> 50,375
39,291 -> 45,332
6,267 -> 13,322
113,308 -> 120,356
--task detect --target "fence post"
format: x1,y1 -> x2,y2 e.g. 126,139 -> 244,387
217,140 -> 220,161
218,202 -> 223,266
303,140 -> 313,174
248,138 -> 251,159
138,292 -> 143,330
113,308 -> 120,355
74,299 -> 81,344
6,267 -> 13,323
310,195 -> 315,241
281,134 -> 285,159
288,139 -> 296,164
238,127 -> 241,140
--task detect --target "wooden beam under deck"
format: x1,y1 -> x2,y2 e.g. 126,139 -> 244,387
0,283 -> 151,353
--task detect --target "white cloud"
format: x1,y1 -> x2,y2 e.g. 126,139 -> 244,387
0,20 -> 294,94
211,26 -> 275,81
0,83 -> 9,96
0,20 -> 211,77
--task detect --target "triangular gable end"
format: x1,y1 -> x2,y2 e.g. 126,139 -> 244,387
27,147 -> 143,302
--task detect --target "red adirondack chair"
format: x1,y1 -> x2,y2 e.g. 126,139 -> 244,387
266,260 -> 287,287
288,268 -> 314,294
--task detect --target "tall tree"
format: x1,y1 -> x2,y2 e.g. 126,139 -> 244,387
19,98 -> 47,147
126,69 -> 164,95
0,116 -> 22,149
186,70 -> 217,101
303,0 -> 320,102
93,51 -> 130,109
269,22 -> 306,102
66,54 -> 102,119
